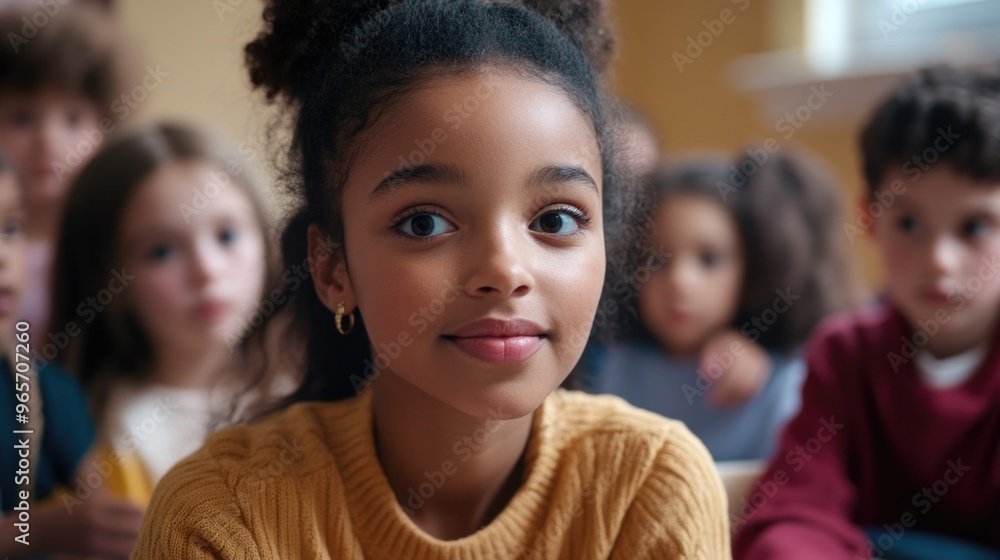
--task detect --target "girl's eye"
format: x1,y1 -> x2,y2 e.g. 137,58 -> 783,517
897,216 -> 918,233
2,219 -> 22,239
961,219 -> 992,239
218,228 -> 238,245
148,244 -> 174,261
65,110 -> 84,128
529,208 -> 587,235
6,110 -> 31,128
394,212 -> 454,239
700,252 -> 722,268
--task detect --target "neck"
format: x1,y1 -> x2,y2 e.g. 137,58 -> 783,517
146,343 -> 232,389
372,371 -> 532,540
916,310 -> 999,360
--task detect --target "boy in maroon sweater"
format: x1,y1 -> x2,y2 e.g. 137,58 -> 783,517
733,66 -> 1000,559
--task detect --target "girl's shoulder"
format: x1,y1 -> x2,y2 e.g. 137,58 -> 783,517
541,389 -> 716,476
180,398 -> 349,477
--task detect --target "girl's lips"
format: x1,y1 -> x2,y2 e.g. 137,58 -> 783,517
445,335 -> 544,364
195,299 -> 230,320
920,288 -> 952,305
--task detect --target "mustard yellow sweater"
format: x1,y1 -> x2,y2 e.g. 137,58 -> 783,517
133,389 -> 730,559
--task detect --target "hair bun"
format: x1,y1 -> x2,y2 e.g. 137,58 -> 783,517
515,0 -> 615,77
246,0 -> 615,103
245,0 -> 398,103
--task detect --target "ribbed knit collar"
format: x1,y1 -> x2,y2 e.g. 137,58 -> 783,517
323,388 -> 561,559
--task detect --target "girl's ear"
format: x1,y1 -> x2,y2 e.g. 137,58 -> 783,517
308,224 -> 355,314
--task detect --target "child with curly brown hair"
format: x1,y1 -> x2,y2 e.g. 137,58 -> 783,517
588,148 -> 860,462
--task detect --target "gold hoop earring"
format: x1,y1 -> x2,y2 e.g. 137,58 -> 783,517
335,302 -> 355,335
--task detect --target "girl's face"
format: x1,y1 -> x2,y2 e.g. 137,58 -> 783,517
119,161 -> 267,358
319,70 -> 605,419
639,193 -> 744,357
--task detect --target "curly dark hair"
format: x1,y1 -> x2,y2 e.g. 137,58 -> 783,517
0,4 -> 129,118
243,0 -> 646,408
623,148 -> 860,353
860,64 -> 1000,194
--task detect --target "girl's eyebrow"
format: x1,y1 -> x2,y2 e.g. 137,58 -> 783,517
368,163 -> 598,203
529,164 -> 599,196
369,164 -> 466,202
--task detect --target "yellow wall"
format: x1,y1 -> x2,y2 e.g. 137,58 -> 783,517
116,0 -> 274,177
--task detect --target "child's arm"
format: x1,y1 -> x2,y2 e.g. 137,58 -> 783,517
699,329 -> 771,408
611,423 -> 731,559
133,453 -> 259,559
732,327 -> 869,559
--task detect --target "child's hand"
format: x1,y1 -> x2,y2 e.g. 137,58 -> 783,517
35,488 -> 144,559
699,329 -> 771,408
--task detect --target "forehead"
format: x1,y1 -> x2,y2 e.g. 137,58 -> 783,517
881,165 -> 1000,213
655,194 -> 738,240
120,161 -> 255,231
343,69 -> 602,199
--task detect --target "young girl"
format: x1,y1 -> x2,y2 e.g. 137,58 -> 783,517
134,0 -> 729,558
47,122 -> 274,508
588,150 -> 861,462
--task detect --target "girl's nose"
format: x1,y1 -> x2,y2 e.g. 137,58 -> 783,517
665,257 -> 699,294
190,240 -> 226,286
462,224 -> 535,299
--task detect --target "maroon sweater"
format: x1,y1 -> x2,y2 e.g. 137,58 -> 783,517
733,303 -> 1000,559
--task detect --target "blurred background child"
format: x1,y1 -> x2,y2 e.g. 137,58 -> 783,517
0,3 -> 129,341
48,121 -> 274,508
587,148 -> 862,461
0,149 -> 143,559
